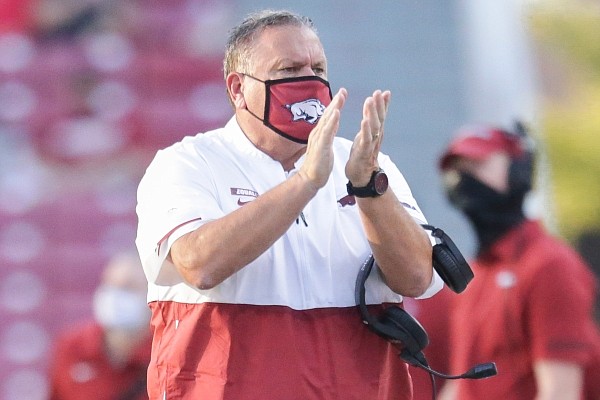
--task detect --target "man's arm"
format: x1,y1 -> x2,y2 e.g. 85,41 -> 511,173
169,88 -> 347,289
345,90 -> 433,297
534,360 -> 584,400
169,172 -> 318,289
356,193 -> 433,297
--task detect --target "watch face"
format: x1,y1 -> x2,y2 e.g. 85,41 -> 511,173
374,172 -> 389,194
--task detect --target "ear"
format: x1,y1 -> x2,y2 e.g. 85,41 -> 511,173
226,72 -> 247,109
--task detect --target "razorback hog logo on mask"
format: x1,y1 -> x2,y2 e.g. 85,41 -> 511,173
261,75 -> 332,144
285,98 -> 326,124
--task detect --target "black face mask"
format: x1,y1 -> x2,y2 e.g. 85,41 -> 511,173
445,172 -> 525,255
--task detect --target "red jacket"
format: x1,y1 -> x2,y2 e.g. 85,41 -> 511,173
448,220 -> 600,400
49,321 -> 151,400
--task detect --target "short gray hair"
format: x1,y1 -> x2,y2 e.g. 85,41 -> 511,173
223,9 -> 317,79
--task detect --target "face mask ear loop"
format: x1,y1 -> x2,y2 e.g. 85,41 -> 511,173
240,73 -> 264,83
244,107 -> 265,124
238,73 -> 267,124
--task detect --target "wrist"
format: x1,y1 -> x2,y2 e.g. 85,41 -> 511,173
293,171 -> 321,198
347,175 -> 371,188
347,169 -> 389,198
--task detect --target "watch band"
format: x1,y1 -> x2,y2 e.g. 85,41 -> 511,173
346,169 -> 388,198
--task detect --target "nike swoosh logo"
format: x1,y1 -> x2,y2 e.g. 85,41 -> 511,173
237,198 -> 254,206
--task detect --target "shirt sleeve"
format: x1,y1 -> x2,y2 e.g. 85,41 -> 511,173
527,243 -> 597,365
135,142 -> 224,285
379,154 -> 428,225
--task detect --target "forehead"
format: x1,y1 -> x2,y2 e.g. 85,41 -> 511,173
250,25 -> 325,66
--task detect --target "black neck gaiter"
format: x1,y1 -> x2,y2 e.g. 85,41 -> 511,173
446,173 -> 525,255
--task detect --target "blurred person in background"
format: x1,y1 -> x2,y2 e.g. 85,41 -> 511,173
48,250 -> 151,400
436,124 -> 600,400
136,9 -> 444,400
576,228 -> 600,325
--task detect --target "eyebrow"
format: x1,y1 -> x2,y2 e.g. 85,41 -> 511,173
312,60 -> 327,69
275,58 -> 326,69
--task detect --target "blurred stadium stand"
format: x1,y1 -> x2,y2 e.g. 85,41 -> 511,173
0,1 -> 232,398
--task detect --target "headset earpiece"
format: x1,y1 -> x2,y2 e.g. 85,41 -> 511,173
508,120 -> 535,195
422,225 -> 474,293
432,245 -> 465,292
380,307 -> 429,360
355,255 -> 429,363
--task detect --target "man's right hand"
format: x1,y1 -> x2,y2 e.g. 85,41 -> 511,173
298,88 -> 348,191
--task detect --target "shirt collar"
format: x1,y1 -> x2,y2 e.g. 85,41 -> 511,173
224,117 -> 307,170
223,117 -> 274,161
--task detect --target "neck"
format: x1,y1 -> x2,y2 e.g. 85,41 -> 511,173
468,207 -> 525,256
279,146 -> 306,171
236,113 -> 306,171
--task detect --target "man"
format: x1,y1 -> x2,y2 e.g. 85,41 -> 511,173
437,124 -> 600,400
49,251 -> 151,400
135,9 -> 443,400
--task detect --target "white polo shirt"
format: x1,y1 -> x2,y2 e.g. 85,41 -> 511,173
136,117 -> 442,310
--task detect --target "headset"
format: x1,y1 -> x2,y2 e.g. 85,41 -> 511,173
507,119 -> 535,196
422,224 -> 473,294
355,225 -> 497,399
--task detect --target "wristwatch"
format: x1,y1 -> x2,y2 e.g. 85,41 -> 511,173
346,169 -> 389,198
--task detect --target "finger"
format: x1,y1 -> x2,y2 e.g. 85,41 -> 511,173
323,88 -> 346,134
312,106 -> 341,150
310,88 -> 346,143
372,90 -> 389,127
361,98 -> 374,138
374,90 -> 391,112
323,108 -> 341,136
382,90 -> 391,112
373,90 -> 391,141
328,88 -> 347,113
364,97 -> 381,140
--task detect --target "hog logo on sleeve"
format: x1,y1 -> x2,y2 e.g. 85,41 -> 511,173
285,99 -> 326,124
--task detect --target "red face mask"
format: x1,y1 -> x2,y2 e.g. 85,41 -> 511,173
245,75 -> 333,144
